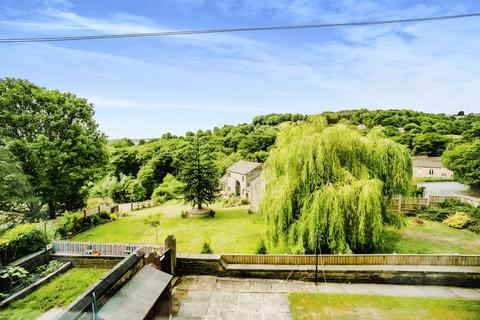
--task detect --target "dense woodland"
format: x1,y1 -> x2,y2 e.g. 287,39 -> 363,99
1,79 -> 480,222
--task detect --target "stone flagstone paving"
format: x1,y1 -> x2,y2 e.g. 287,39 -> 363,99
172,275 -> 480,319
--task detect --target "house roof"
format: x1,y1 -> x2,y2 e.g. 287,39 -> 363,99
226,160 -> 262,175
413,156 -> 444,168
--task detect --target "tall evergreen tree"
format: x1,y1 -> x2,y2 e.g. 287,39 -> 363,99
179,136 -> 219,210
262,116 -> 412,254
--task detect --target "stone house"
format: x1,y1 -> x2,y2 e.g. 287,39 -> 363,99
220,160 -> 264,211
413,156 -> 454,178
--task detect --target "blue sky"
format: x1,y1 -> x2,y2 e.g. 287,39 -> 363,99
1,0 -> 479,138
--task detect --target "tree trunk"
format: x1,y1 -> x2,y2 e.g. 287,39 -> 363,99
197,203 -> 202,210
48,202 -> 56,219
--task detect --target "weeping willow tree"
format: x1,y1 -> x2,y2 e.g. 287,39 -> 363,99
261,116 -> 412,254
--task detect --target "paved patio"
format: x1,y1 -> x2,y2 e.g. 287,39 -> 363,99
172,275 -> 480,319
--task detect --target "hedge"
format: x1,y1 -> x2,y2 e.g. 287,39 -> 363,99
0,224 -> 45,266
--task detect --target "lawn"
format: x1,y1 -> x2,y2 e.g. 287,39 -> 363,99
381,217 -> 480,254
72,202 -> 480,254
73,202 -> 285,254
0,267 -> 107,320
289,293 -> 480,320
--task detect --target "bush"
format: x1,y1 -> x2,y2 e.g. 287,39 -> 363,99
208,209 -> 215,218
56,211 -> 77,238
0,224 -> 45,265
180,210 -> 188,219
151,174 -> 184,203
443,212 -> 472,229
109,213 -> 118,220
201,242 -> 213,254
98,210 -> 111,220
256,240 -> 267,254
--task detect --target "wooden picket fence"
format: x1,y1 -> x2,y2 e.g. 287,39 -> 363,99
222,254 -> 480,266
390,195 -> 480,212
130,200 -> 159,211
52,240 -> 164,257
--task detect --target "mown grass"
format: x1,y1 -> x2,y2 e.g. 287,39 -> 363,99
72,202 -> 480,254
289,293 -> 480,320
0,268 -> 107,320
381,217 -> 480,254
73,202 -> 286,254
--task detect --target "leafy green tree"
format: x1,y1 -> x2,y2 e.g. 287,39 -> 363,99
111,174 -> 146,203
0,78 -> 108,216
151,174 -> 184,203
110,147 -> 141,178
0,143 -> 38,220
262,116 -> 412,254
110,138 -> 135,148
178,137 -> 220,210
442,140 -> 480,195
137,151 -> 174,196
412,133 -> 451,156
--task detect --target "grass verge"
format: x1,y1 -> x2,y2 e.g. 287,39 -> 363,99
289,293 -> 480,320
0,268 -> 107,320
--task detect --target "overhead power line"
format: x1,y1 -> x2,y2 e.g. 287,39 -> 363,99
1,12 -> 479,43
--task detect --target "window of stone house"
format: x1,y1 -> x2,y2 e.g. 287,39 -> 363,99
429,169 -> 434,175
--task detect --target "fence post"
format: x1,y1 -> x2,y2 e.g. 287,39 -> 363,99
97,206 -> 101,214
164,235 -> 176,275
397,197 -> 402,212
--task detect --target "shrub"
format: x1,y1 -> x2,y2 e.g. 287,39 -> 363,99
443,212 -> 472,229
98,210 -> 111,220
151,174 -> 184,203
109,213 -> 118,220
180,210 -> 188,219
56,211 -> 78,238
256,240 -> 267,254
208,209 -> 215,218
0,224 -> 45,265
240,198 -> 249,205
201,242 -> 213,254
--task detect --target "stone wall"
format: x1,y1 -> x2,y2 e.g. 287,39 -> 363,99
176,254 -> 480,288
176,254 -> 224,276
51,254 -> 123,269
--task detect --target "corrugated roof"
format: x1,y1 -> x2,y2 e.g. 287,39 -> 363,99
413,156 -> 444,168
226,160 -> 262,175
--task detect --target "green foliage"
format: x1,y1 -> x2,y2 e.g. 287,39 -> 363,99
256,240 -> 267,254
144,213 -> 162,244
0,224 -> 45,265
201,241 -> 213,254
56,210 -> 114,238
110,147 -> 141,178
178,137 -> 220,209
252,113 -> 306,126
110,138 -> 135,148
412,133 -> 451,156
0,142 -> 37,220
0,266 -> 30,283
262,116 -> 412,254
0,78 -> 108,217
35,260 -> 65,278
443,212 -> 471,229
110,174 -> 147,203
151,174 -> 184,203
0,268 -> 107,320
414,200 -> 480,234
442,139 -> 480,194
